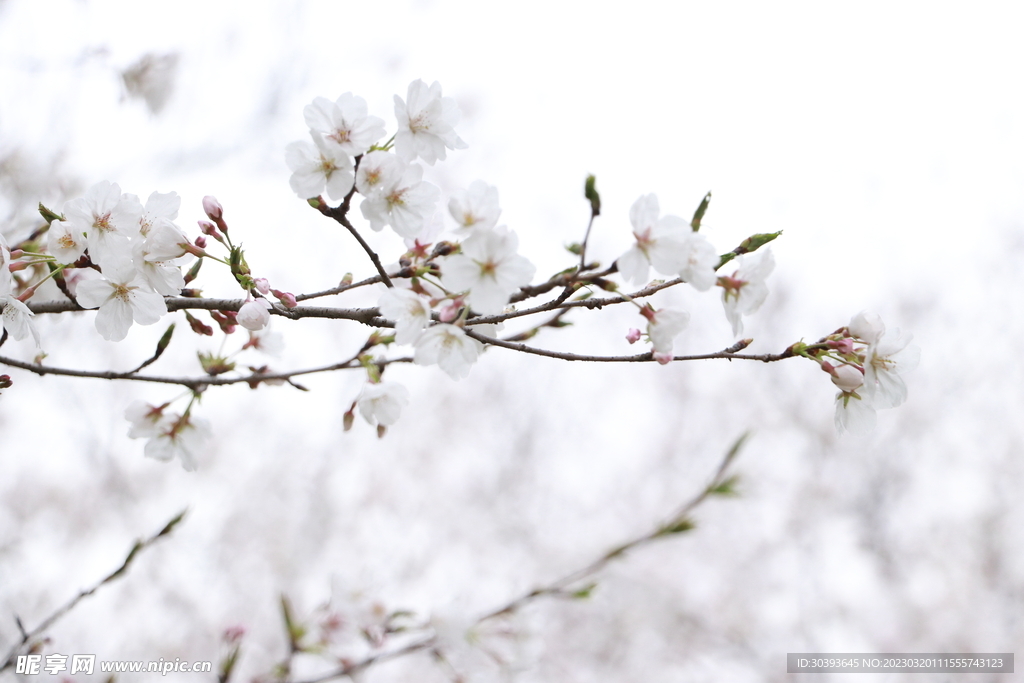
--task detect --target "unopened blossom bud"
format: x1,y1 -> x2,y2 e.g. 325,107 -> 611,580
223,626 -> 246,644
377,424 -> 387,439
198,220 -> 218,236
194,235 -> 207,248
211,310 -> 237,334
343,407 -> 355,432
184,311 -> 215,336
254,278 -> 271,294
202,196 -> 223,221
626,328 -> 642,344
237,298 -> 272,331
0,375 -> 12,389
829,363 -> 865,393
653,351 -> 674,365
271,289 -> 297,308
827,337 -> 856,355
438,298 -> 464,323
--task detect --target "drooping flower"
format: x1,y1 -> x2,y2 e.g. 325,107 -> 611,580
285,132 -> 355,201
718,249 -> 775,336
75,259 -> 168,342
378,287 -> 432,345
141,413 -> 210,471
61,181 -> 142,268
124,400 -> 169,438
237,298 -> 272,331
414,324 -> 480,379
393,79 -> 467,165
645,307 -> 690,364
448,181 -> 500,234
358,156 -> 440,238
303,93 -> 386,157
617,194 -> 690,286
0,295 -> 39,345
835,391 -> 877,436
861,328 -> 920,409
357,380 -> 411,426
442,226 -> 535,314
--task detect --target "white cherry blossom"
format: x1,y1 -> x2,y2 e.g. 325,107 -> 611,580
646,307 -> 690,364
355,150 -> 405,197
138,191 -> 180,237
125,400 -> 169,438
0,295 -> 39,345
142,413 -> 210,471
861,328 -> 920,409
719,248 -> 775,336
304,93 -> 385,156
849,310 -> 885,344
448,180 -> 500,234
75,259 -> 167,342
359,158 -> 439,238
378,288 -> 432,345
132,239 -> 185,296
442,226 -> 535,314
394,79 -> 467,165
47,218 -> 88,265
285,132 -> 355,201
677,232 -> 719,292
414,324 -> 480,379
357,380 -> 411,427
61,181 -> 142,268
617,194 -> 690,286
142,217 -> 192,263
835,391 -> 877,436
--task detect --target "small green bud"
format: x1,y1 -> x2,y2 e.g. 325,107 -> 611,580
584,175 -> 601,216
690,191 -> 712,232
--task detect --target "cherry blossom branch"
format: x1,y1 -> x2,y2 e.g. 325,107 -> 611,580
466,329 -> 790,364
313,200 -> 394,288
0,352 -> 412,390
291,638 -> 437,683
475,433 -> 748,623
0,510 -> 187,673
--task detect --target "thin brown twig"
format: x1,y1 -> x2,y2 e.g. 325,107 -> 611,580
475,433 -> 749,623
0,510 -> 188,673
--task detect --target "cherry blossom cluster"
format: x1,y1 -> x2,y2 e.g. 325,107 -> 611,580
0,79 -> 920,471
794,311 -> 920,435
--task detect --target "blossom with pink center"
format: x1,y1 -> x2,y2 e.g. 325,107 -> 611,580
304,93 -> 386,157
75,259 -> 168,342
448,180 -> 500,235
718,248 -> 775,336
358,155 -> 439,238
394,79 -> 467,165
286,132 -> 355,201
413,324 -> 480,379
61,181 -> 142,268
378,287 -> 432,345
442,226 -> 535,314
617,194 -> 690,286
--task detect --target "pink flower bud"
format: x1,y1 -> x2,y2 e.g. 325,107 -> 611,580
271,289 -> 296,308
827,337 -> 856,355
202,196 -> 223,221
254,278 -> 270,294
625,328 -> 642,344
194,235 -> 207,248
198,220 -> 218,236
438,297 -> 464,322
653,351 -> 674,365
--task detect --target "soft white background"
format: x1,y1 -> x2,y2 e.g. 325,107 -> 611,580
1,1 -> 1022,681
